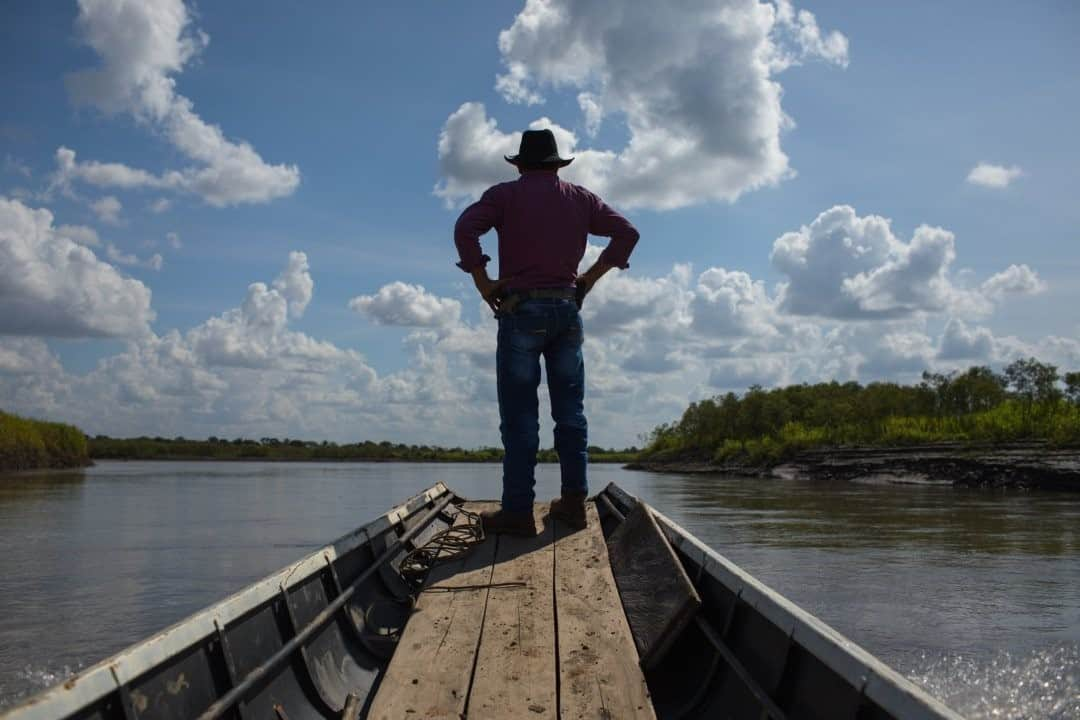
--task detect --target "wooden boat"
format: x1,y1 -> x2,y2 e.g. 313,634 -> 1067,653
2,482 -> 963,720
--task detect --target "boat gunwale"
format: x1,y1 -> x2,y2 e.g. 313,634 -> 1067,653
1,482 -> 454,720
633,496 -> 966,720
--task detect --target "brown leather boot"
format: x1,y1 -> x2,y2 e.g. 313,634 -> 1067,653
550,491 -> 587,530
480,508 -> 537,537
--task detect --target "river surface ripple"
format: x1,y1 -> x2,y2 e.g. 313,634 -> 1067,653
0,461 -> 1077,718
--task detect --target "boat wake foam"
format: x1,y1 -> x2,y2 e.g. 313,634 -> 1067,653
902,644 -> 1080,720
0,663 -> 83,711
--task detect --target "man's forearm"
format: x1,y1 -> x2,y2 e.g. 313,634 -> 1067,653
470,267 -> 492,287
579,261 -> 614,285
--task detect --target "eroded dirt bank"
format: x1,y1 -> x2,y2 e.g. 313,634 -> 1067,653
627,442 -> 1080,490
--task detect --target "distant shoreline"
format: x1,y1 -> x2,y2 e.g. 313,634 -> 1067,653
83,436 -> 638,465
7,443 -> 1079,491
5,408 -> 1077,490
1,416 -> 639,472
628,441 -> 1080,490
83,455 -> 631,464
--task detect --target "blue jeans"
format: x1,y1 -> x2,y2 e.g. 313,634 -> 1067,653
496,298 -> 588,512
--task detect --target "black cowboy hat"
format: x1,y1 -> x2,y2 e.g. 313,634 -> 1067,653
504,128 -> 574,168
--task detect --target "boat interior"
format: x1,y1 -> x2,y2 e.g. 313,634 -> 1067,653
2,482 -> 961,720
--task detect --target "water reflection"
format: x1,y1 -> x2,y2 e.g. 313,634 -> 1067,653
642,473 -> 1080,556
0,471 -> 86,506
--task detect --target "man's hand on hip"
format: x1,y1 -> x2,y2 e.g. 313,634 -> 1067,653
574,261 -> 613,309
471,269 -> 508,313
574,276 -> 592,309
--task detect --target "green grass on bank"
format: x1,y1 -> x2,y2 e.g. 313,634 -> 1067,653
87,436 -> 639,464
643,359 -> 1080,466
697,402 -> 1080,465
0,410 -> 90,471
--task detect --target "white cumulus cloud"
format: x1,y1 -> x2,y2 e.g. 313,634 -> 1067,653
350,282 -> 463,328
938,318 -> 996,361
62,0 -> 299,207
770,205 -> 1040,320
0,255 -> 400,442
434,103 -> 523,207
182,252 -> 330,370
692,267 -> 781,339
272,251 -> 314,319
980,264 -> 1046,299
0,338 -> 63,377
189,284 -> 339,371
438,0 -> 848,210
966,163 -> 1023,189
579,253 -> 692,338
0,196 -> 154,337
771,0 -> 850,70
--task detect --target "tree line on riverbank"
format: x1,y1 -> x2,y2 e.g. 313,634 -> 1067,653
0,410 -> 90,471
0,407 -> 637,470
86,436 -> 640,464
642,358 -> 1080,465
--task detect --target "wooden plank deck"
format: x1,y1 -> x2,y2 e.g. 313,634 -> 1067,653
469,505 -> 556,719
367,502 -> 498,719
555,503 -> 655,720
369,501 -> 655,719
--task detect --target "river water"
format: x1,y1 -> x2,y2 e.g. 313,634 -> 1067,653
0,461 -> 1077,718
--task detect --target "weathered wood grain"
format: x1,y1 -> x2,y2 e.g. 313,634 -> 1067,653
367,502 -> 497,720
554,504 -> 656,720
468,506 -> 557,719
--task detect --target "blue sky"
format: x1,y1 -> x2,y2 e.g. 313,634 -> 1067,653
1,0 -> 1077,446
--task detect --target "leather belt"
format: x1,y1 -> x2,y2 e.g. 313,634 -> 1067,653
509,288 -> 576,301
497,287 -> 576,316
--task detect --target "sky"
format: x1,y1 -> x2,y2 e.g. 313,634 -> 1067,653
1,0 -> 1078,448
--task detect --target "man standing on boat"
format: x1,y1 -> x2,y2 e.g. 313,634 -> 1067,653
453,129 -> 640,536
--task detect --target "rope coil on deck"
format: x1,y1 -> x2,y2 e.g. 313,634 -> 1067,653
399,506 -> 484,591
398,506 -> 526,593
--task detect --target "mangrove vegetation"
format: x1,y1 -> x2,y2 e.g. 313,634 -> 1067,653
642,358 -> 1080,465
0,410 -> 90,471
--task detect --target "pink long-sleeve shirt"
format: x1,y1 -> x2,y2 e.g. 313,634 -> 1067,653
454,173 -> 639,291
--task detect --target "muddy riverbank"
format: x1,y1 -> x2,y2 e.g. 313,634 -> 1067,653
627,441 -> 1080,490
